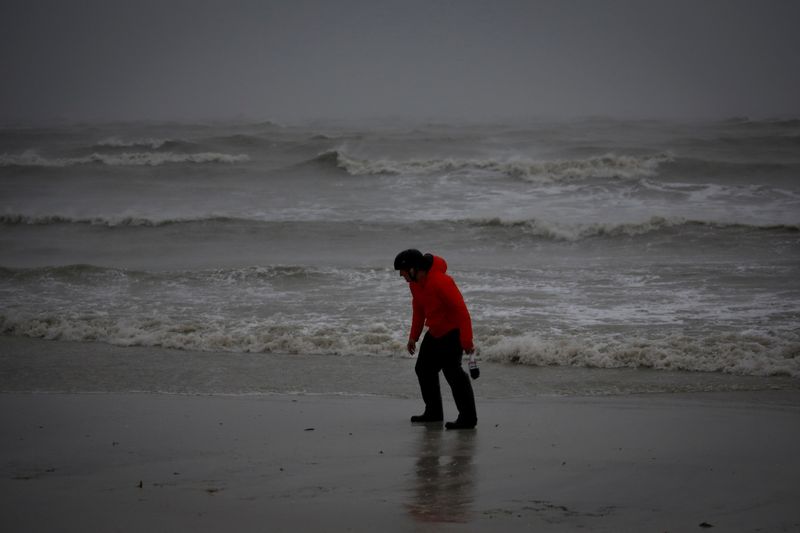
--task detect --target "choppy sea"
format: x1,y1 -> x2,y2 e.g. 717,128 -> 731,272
1,117 -> 798,396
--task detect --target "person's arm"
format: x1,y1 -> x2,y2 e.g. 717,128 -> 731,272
408,294 -> 425,354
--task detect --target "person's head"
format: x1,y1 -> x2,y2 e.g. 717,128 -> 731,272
394,249 -> 432,282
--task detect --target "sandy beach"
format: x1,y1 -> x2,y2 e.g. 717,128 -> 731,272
3,2 -> 800,532
2,390 -> 799,532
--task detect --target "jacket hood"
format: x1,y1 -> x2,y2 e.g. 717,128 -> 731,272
429,254 -> 448,274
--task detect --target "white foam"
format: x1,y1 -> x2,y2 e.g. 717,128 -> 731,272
324,149 -> 674,182
479,331 -> 800,377
1,312 -> 797,378
0,150 -> 249,167
471,215 -> 691,241
95,137 -> 172,149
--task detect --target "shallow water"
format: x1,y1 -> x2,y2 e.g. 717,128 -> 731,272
2,338 -> 796,399
1,118 -> 799,379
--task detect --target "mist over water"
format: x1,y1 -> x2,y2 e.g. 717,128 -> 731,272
1,118 -> 799,386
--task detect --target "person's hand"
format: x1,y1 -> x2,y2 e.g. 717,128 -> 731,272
407,340 -> 416,355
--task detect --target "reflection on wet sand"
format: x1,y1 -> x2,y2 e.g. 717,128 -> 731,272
406,426 -> 477,523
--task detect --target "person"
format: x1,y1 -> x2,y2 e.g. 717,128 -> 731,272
394,249 -> 478,430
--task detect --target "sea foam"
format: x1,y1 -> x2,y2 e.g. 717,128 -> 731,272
1,312 -> 797,378
311,149 -> 673,181
0,150 -> 249,167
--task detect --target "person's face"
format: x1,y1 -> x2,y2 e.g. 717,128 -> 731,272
399,269 -> 414,283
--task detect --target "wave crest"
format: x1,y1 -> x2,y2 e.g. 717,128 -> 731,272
95,137 -> 173,149
0,312 -> 405,359
479,331 -> 800,378
2,213 -> 796,240
0,150 -> 249,167
308,149 -> 673,181
466,216 -> 800,241
0,214 -> 233,227
1,313 -> 797,377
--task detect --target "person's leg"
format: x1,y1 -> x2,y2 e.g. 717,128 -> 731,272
413,333 -> 444,421
440,330 -> 477,428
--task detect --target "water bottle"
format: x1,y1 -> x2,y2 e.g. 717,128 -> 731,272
468,358 -> 480,380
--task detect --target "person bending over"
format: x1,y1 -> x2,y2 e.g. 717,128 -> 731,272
394,249 -> 477,430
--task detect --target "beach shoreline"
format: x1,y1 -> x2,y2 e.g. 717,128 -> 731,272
2,390 -> 798,532
3,336 -> 797,399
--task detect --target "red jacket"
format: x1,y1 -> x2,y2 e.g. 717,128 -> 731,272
407,255 -> 474,351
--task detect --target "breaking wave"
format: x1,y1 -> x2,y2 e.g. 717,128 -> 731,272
479,331 -> 800,378
0,150 -> 249,167
2,257 -> 798,379
0,214 -> 240,227
94,137 -> 176,149
0,313 -> 403,359
464,216 -> 800,241
1,312 -> 797,378
2,213 -> 796,241
309,149 -> 673,181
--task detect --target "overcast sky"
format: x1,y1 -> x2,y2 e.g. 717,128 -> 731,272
2,0 -> 799,123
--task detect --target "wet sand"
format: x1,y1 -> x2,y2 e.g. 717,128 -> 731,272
1,391 -> 799,532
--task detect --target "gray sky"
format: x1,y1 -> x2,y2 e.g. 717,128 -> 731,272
2,0 -> 799,123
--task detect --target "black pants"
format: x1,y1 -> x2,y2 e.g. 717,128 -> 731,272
415,329 -> 477,423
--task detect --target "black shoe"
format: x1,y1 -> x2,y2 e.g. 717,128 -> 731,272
445,419 -> 477,430
410,414 -> 443,423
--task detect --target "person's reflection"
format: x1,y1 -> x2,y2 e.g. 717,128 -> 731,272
406,426 -> 477,523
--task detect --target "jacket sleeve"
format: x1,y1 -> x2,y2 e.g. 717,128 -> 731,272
439,277 -> 474,352
409,291 -> 425,343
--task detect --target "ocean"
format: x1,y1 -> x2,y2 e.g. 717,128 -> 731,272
1,117 -> 799,396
